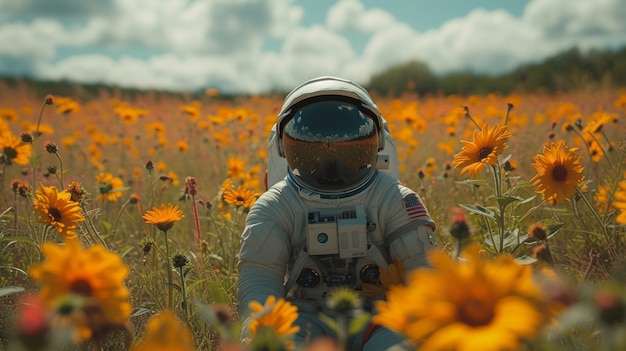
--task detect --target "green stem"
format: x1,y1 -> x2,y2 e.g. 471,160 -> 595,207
179,266 -> 189,323
54,152 -> 65,188
111,199 -> 131,239
80,204 -> 108,250
163,229 -> 173,309
575,188 -> 623,272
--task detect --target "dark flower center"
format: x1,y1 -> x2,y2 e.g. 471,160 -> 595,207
70,278 -> 93,297
477,147 -> 493,161
48,208 -> 62,222
458,298 -> 494,326
99,182 -> 113,194
551,165 -> 568,182
3,146 -> 17,160
236,196 -> 245,203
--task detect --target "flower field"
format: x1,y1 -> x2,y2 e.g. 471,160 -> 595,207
0,80 -> 625,350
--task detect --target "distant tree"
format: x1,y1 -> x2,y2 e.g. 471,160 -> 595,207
367,60 -> 437,96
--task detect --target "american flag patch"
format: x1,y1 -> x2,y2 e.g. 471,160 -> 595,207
403,193 -> 429,220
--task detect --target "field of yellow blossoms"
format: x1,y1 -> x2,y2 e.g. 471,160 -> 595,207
0,80 -> 625,351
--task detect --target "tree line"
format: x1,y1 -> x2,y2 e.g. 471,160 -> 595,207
367,46 -> 626,96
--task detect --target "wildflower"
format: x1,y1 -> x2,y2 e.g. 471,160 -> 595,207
177,140 -> 189,153
0,133 -> 32,165
227,157 -> 247,180
373,246 -> 550,350
362,259 -> 405,297
33,184 -> 85,241
145,160 -> 154,171
20,132 -> 33,143
223,185 -> 257,208
65,181 -> 87,203
16,293 -> 49,349
612,179 -> 626,224
248,296 -> 300,350
452,123 -> 511,179
594,289 -> 625,326
142,203 -> 184,232
129,193 -> 141,204
29,241 -> 132,341
530,141 -> 584,205
95,172 -> 125,202
18,182 -> 31,197
326,287 -> 362,317
171,252 -> 190,269
130,310 -> 194,351
44,141 -> 58,154
449,207 -> 471,240
527,223 -> 548,241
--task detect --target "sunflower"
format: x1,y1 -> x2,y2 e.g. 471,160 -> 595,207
248,296 -> 300,350
223,185 -> 258,208
33,184 -> 85,241
95,172 -> 125,202
530,141 -> 584,205
142,203 -> 184,232
452,123 -> 511,179
29,241 -> 132,341
373,246 -> 550,351
130,310 -> 194,351
0,133 -> 32,165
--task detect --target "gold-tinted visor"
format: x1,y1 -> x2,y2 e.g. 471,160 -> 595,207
282,101 -> 378,193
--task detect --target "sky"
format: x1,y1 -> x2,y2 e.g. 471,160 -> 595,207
0,0 -> 625,94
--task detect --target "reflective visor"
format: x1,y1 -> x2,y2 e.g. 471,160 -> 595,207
282,101 -> 379,193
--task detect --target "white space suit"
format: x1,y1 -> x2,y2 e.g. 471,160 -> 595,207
238,76 -> 436,351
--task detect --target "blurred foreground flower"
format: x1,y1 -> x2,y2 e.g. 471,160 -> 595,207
33,183 -> 85,241
361,259 -> 405,297
248,296 -> 300,350
130,309 -> 194,351
530,141 -> 584,205
452,123 -> 511,179
373,246 -> 551,351
29,240 -> 132,342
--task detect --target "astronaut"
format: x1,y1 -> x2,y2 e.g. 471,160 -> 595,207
237,76 -> 436,350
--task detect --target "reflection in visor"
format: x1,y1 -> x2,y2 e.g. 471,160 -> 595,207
283,101 -> 379,193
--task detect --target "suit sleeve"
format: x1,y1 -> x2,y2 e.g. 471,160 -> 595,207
383,188 -> 437,272
237,200 -> 292,337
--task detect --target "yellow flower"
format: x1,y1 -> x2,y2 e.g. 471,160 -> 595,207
130,310 -> 194,351
95,172 -> 125,202
227,157 -> 246,180
373,246 -> 550,351
223,185 -> 257,208
176,140 -> 189,153
612,179 -> 626,224
33,184 -> 85,241
452,123 -> 511,179
142,203 -> 184,232
362,259 -> 405,297
29,241 -> 132,341
530,141 -> 584,205
0,133 -> 32,165
248,296 -> 300,350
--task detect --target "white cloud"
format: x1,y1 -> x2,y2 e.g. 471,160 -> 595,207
0,0 -> 625,93
327,0 -> 396,33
